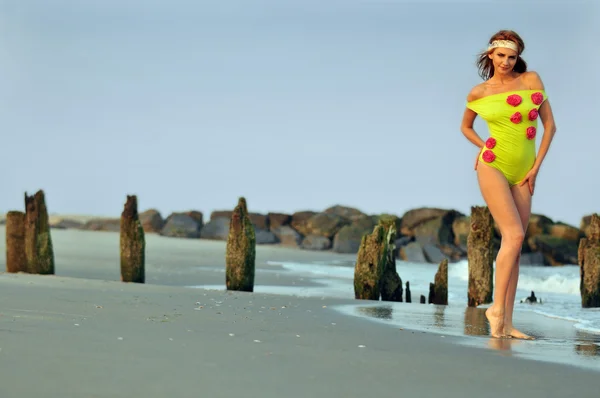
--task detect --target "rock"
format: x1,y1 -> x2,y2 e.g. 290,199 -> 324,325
522,214 -> 554,252
528,234 -> 579,265
225,197 -> 256,292
139,209 -> 165,233
255,228 -> 278,244
5,211 -> 26,273
452,216 -> 470,246
120,195 -> 145,283
303,213 -> 350,238
439,243 -> 467,262
213,210 -> 268,230
210,210 -> 233,221
248,213 -> 269,230
412,211 -> 461,246
577,214 -> 600,308
400,207 -> 463,236
422,243 -> 447,264
301,234 -> 331,251
160,213 -> 202,238
268,212 -> 291,230
82,218 -> 120,232
201,217 -> 230,240
354,224 -> 388,300
467,206 -> 494,307
290,211 -> 317,236
272,226 -> 302,248
429,258 -> 448,305
526,214 -> 554,239
398,241 -> 427,263
50,218 -> 83,229
24,190 -> 55,275
185,211 -> 204,225
549,222 -> 584,242
323,205 -> 366,221
332,215 -> 377,254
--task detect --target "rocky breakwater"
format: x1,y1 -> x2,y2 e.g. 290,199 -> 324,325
32,204 -> 598,267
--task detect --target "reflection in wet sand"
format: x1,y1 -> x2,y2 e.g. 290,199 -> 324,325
464,307 -> 489,337
486,337 -> 523,356
357,305 -> 393,320
575,330 -> 600,357
434,306 -> 446,329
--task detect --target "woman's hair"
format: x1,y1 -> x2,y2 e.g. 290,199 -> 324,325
476,30 -> 527,81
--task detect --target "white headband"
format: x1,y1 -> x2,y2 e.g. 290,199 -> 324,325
488,40 -> 519,53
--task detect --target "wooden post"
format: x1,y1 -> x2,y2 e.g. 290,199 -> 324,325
120,195 -> 145,283
24,190 -> 55,274
379,217 -> 403,302
578,213 -> 600,308
225,197 -> 256,292
467,206 -> 494,307
429,258 -> 448,305
354,224 -> 388,300
5,211 -> 27,273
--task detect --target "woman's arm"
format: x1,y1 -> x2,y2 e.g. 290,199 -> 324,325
526,71 -> 557,173
460,86 -> 486,149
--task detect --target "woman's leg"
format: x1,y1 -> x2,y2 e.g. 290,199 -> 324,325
503,183 -> 533,339
476,164 -> 525,338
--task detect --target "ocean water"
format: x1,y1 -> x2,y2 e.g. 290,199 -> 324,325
193,258 -> 600,336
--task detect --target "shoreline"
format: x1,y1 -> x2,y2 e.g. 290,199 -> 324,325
0,273 -> 599,398
1,227 -> 599,375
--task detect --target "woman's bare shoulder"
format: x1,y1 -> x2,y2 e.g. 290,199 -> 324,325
466,83 -> 487,102
521,71 -> 545,90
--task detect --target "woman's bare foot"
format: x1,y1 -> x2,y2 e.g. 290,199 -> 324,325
485,306 -> 505,338
504,324 -> 534,340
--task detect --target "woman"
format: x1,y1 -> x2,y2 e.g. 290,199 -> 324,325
460,30 -> 557,339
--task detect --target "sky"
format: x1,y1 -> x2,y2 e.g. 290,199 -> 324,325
1,0 -> 598,227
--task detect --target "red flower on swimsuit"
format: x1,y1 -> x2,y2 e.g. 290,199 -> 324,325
506,94 -> 522,107
510,112 -> 522,124
526,126 -> 536,140
531,92 -> 544,105
485,137 -> 496,149
482,150 -> 496,163
528,109 -> 539,121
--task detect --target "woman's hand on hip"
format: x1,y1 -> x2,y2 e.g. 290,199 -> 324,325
519,168 -> 539,195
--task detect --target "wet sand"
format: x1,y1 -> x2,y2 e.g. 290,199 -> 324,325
0,227 -> 599,396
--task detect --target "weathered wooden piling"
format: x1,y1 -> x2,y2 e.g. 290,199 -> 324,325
24,190 -> 55,274
405,281 -> 412,303
578,213 -> 600,308
379,217 -> 403,302
467,206 -> 494,307
5,211 -> 27,273
225,197 -> 256,292
354,224 -> 388,300
428,258 -> 448,305
120,195 -> 145,283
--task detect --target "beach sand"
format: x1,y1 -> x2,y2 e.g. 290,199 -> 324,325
1,227 -> 599,397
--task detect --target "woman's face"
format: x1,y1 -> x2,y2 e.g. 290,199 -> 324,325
488,47 -> 518,75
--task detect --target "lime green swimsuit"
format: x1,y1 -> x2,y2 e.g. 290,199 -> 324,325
466,89 -> 547,186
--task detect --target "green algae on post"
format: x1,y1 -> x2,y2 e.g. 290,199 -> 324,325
5,211 -> 27,273
378,218 -> 403,302
120,195 -> 145,283
24,190 -> 55,275
225,197 -> 256,292
467,206 -> 493,307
